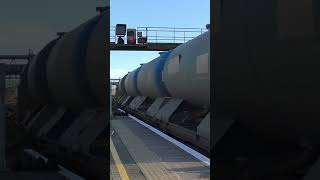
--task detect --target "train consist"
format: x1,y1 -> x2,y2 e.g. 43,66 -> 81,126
116,31 -> 210,153
16,10 -> 108,179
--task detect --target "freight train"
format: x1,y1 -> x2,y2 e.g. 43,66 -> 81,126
16,9 -> 108,179
116,31 -> 210,153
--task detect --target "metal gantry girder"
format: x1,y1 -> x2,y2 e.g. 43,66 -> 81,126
0,54 -> 32,75
110,42 -> 182,51
110,26 -> 207,51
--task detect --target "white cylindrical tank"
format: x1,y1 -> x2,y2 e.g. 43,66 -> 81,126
118,74 -> 127,95
137,51 -> 171,98
27,38 -> 59,105
46,15 -> 103,110
162,31 -> 210,107
85,13 -> 107,107
124,68 -> 141,96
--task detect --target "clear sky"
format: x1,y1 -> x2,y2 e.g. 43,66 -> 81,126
0,0 -> 105,55
110,0 -> 210,79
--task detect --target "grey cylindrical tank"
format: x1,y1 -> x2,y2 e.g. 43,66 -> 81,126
124,68 -> 141,96
85,12 -> 107,107
27,38 -> 59,105
137,51 -> 171,98
162,31 -> 210,107
119,74 -> 127,95
46,15 -> 102,110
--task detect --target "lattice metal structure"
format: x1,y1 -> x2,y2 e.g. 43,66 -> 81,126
110,26 -> 207,44
110,78 -> 121,85
0,54 -> 33,88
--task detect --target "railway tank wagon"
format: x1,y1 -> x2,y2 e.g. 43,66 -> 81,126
211,1 -> 320,179
117,31 -> 210,153
17,10 -> 108,179
27,38 -> 60,106
118,74 -> 127,95
46,14 -> 106,110
137,51 -> 171,98
124,67 -> 141,97
162,31 -> 210,107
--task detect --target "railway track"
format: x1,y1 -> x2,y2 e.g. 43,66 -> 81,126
116,108 -> 210,161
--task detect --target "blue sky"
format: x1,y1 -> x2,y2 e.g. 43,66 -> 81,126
110,0 -> 210,79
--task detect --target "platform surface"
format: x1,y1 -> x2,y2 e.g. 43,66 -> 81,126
110,115 -> 210,180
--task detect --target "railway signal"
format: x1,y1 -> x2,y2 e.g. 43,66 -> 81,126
127,29 -> 136,45
116,24 -> 126,45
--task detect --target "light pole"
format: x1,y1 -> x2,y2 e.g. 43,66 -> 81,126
0,63 -> 6,171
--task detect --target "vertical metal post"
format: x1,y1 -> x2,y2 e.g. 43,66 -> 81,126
110,82 -> 113,118
146,27 -> 148,39
114,27 -> 117,43
184,31 -> 186,43
173,28 -> 176,43
0,63 -> 6,171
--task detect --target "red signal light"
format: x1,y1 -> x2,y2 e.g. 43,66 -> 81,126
129,36 -> 135,44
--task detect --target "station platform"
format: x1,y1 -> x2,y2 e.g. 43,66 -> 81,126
110,115 -> 210,180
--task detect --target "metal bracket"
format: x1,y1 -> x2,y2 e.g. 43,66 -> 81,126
121,96 -> 131,105
128,96 -> 147,110
146,98 -> 165,118
36,108 -> 67,138
155,98 -> 183,122
25,105 -> 57,133
213,118 -> 235,147
71,111 -> 107,153
59,110 -> 97,148
197,112 -> 210,140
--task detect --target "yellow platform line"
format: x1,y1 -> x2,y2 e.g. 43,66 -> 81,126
110,137 -> 130,180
